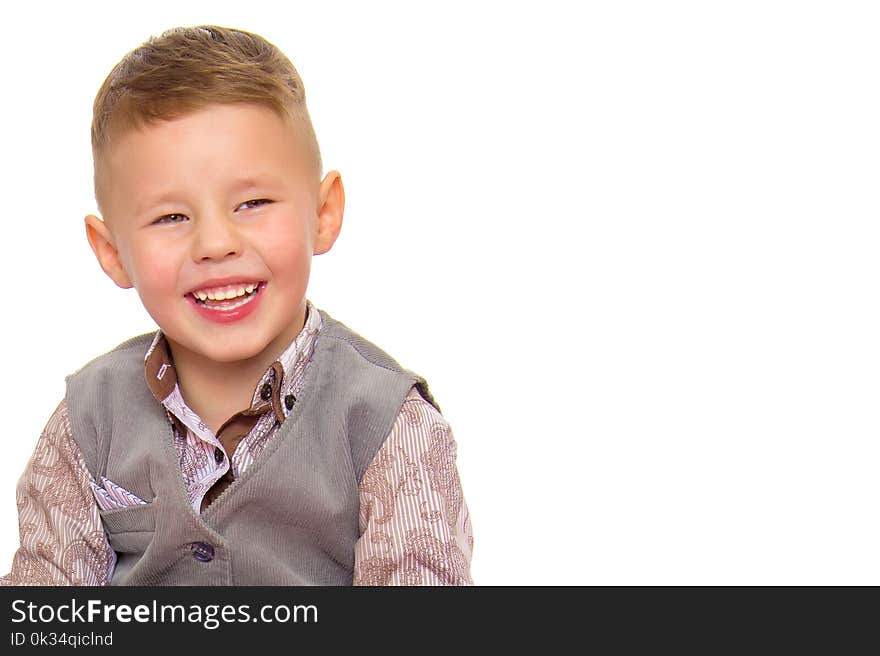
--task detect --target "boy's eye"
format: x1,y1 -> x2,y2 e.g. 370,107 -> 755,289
152,199 -> 271,224
155,213 -> 188,224
237,198 -> 272,211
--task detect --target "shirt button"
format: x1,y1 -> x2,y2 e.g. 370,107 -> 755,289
285,394 -> 296,410
260,383 -> 272,401
190,542 -> 215,563
214,447 -> 224,463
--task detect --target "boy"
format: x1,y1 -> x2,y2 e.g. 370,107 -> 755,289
0,25 -> 472,586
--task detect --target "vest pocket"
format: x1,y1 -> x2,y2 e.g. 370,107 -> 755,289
99,503 -> 156,554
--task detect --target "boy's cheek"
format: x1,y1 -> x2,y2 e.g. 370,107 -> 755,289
262,234 -> 313,268
126,261 -> 182,299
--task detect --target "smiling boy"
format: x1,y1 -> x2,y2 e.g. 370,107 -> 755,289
89,102 -> 325,434
1,25 -> 472,585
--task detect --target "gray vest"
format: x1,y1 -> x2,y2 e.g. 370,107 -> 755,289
65,309 -> 438,585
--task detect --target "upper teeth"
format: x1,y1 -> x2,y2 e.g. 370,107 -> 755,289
192,283 -> 257,301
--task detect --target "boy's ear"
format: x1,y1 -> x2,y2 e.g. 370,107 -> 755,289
313,171 -> 344,255
84,214 -> 133,289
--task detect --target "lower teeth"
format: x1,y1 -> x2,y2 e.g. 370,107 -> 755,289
198,287 -> 259,311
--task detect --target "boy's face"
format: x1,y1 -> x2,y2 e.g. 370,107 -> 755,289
85,103 -> 343,369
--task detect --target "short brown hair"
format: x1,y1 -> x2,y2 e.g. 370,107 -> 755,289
91,25 -> 322,214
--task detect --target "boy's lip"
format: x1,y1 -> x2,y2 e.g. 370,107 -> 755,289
186,281 -> 266,324
185,276 -> 266,296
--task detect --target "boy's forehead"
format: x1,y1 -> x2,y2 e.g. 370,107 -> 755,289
100,104 -> 317,211
106,103 -> 311,164
113,104 -> 296,152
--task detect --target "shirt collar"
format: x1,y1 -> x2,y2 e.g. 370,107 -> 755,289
143,299 -> 323,423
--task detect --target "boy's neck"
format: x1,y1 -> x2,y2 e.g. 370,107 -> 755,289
168,310 -> 307,435
174,356 -> 272,434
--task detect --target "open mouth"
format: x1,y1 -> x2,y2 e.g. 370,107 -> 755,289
189,281 -> 266,311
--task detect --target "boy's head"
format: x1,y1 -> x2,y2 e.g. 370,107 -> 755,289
85,25 -> 343,372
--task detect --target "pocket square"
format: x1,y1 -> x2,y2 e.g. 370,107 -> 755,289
90,477 -> 147,512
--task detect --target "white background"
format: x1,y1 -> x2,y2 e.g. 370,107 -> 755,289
0,1 -> 878,585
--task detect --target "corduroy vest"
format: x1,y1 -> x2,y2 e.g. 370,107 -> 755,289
65,308 -> 439,586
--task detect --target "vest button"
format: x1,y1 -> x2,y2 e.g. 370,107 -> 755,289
260,383 -> 272,401
285,394 -> 296,410
214,447 -> 224,463
190,542 -> 215,562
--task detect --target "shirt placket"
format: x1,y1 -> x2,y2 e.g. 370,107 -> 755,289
198,366 -> 286,512
166,402 -> 230,512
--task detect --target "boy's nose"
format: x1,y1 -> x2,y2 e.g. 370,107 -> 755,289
191,214 -> 242,262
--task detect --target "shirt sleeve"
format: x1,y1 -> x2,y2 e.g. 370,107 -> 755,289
354,386 -> 474,585
0,400 -> 115,586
